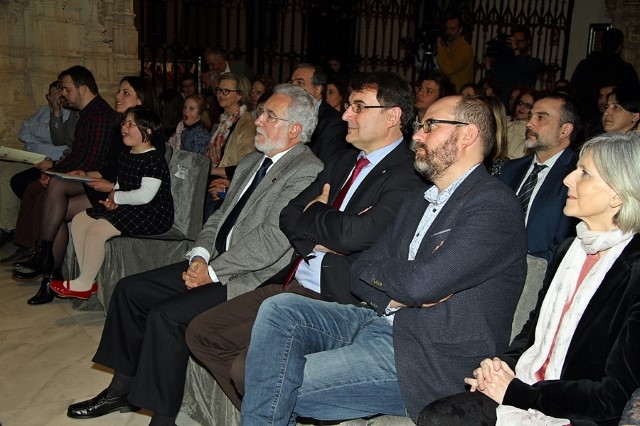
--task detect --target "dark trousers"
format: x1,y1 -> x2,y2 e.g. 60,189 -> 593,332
10,167 -> 40,198
14,180 -> 45,247
417,391 -> 498,426
92,261 -> 227,417
185,280 -> 323,408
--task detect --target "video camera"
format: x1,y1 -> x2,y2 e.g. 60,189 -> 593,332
486,33 -> 514,61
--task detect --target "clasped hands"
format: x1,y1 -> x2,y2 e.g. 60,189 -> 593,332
99,190 -> 119,211
464,357 -> 515,404
182,257 -> 214,289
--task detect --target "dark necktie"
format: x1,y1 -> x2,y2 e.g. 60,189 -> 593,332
283,156 -> 370,286
517,163 -> 547,213
214,157 -> 273,254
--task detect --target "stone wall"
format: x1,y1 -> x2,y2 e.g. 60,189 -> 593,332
0,0 -> 138,148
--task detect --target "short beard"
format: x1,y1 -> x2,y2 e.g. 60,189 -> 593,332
254,131 -> 287,155
414,130 -> 459,181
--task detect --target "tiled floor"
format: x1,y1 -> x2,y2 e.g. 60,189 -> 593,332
0,243 -> 152,426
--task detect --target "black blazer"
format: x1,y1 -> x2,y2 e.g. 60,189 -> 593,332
499,148 -> 578,263
501,235 -> 640,426
306,101 -> 352,163
351,166 -> 527,421
276,141 -> 426,304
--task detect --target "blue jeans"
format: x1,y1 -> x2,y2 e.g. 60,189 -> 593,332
241,293 -> 407,425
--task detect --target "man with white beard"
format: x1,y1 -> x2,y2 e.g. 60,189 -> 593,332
64,84 -> 323,426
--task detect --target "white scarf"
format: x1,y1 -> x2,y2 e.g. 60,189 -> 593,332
168,121 -> 185,150
497,222 -> 634,425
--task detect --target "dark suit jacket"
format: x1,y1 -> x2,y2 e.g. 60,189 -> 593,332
499,148 -> 578,263
306,101 -> 352,163
351,166 -> 528,421
501,235 -> 640,426
276,141 -> 426,304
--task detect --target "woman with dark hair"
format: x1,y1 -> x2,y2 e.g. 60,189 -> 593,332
602,84 -> 640,133
158,88 -> 184,139
506,88 -> 538,159
15,76 -> 158,305
325,77 -> 349,113
51,107 -> 173,299
420,133 -> 640,426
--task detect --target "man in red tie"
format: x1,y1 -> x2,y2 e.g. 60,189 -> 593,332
185,71 -> 426,407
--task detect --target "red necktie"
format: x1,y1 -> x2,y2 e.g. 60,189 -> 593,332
283,156 -> 370,287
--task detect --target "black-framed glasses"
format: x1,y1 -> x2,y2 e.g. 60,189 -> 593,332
256,107 -> 290,123
516,99 -> 533,109
215,87 -> 241,96
344,102 -> 399,113
414,119 -> 469,134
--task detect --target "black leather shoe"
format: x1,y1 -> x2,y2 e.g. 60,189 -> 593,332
27,270 -> 62,305
13,240 -> 53,280
0,246 -> 32,266
67,388 -> 139,419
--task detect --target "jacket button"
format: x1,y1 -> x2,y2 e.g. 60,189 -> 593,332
373,279 -> 382,287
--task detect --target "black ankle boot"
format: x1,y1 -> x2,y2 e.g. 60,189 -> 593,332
27,269 -> 62,305
13,240 -> 54,280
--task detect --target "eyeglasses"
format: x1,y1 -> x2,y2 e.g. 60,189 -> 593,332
256,107 -> 290,123
414,119 -> 469,134
121,120 -> 148,131
215,87 -> 241,96
516,99 -> 533,109
344,103 -> 399,113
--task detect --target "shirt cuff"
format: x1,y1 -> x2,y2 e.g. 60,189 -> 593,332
187,247 -> 210,264
207,265 -> 219,283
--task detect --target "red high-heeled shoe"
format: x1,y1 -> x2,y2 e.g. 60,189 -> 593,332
50,280 -> 98,300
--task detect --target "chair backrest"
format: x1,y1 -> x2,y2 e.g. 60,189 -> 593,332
167,149 -> 210,240
510,255 -> 548,342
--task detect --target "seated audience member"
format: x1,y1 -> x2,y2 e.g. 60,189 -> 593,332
180,73 -> 197,98
325,77 -> 348,114
0,81 -> 72,248
602,84 -> 640,133
203,46 -> 255,80
15,76 -> 155,305
204,73 -> 256,219
506,85 -> 525,116
201,69 -> 222,126
583,82 -> 616,139
2,66 -> 115,276
459,82 -> 486,97
157,89 -> 184,140
506,88 -> 538,159
289,63 -> 350,162
420,132 -> 640,426
50,108 -> 173,299
500,93 -> 580,264
249,74 -> 276,117
239,95 -> 527,424
167,94 -> 211,155
478,76 -> 502,100
481,96 -> 509,177
413,71 -> 456,125
64,84 -> 323,425
553,78 -> 572,95
186,71 -> 425,408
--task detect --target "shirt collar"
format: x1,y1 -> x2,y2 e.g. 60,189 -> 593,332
359,137 -> 403,167
424,163 -> 480,205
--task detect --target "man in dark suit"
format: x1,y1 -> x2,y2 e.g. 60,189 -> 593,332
64,85 -> 323,425
499,92 -> 580,263
289,63 -> 351,162
185,71 -> 426,408
240,95 -> 527,424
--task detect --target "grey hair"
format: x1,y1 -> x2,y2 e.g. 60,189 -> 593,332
580,132 -> 640,233
272,84 -> 319,143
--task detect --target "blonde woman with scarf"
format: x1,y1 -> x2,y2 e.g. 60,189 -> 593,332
204,73 -> 256,218
419,132 -> 640,426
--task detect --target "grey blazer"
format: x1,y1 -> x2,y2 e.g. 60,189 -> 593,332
351,166 -> 528,421
194,143 -> 323,299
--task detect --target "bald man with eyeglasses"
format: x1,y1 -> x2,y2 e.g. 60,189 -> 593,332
185,71 -> 426,409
